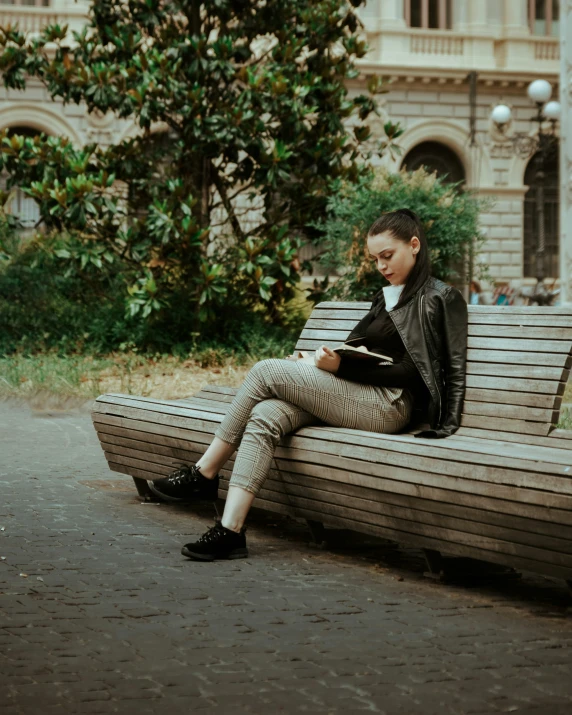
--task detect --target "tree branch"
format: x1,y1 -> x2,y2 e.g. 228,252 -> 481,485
211,169 -> 246,242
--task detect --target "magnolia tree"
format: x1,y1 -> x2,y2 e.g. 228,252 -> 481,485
0,0 -> 401,327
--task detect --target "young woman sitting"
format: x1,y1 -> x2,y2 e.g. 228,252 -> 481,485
149,208 -> 468,561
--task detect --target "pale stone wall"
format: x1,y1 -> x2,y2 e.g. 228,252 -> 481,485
560,1 -> 572,304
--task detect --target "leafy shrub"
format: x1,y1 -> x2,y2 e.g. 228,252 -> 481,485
0,229 -> 307,357
312,167 -> 490,302
0,231 -> 135,355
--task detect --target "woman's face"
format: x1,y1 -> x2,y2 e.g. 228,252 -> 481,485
367,231 -> 420,286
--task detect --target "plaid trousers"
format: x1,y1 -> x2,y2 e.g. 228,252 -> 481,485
214,358 -> 413,496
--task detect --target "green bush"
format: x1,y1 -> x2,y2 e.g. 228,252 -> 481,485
312,167 -> 490,302
0,231 -> 136,355
0,228 -> 308,357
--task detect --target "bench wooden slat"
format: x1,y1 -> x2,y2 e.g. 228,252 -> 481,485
312,307 -> 572,327
198,385 -> 239,396
315,301 -> 572,314
93,399 -> 224,432
177,395 -> 232,410
469,325 -> 572,340
464,388 -> 560,409
457,427 -> 572,450
187,391 -> 235,403
295,336 -> 572,354
305,318 -> 572,341
551,429 -> 572,441
463,400 -> 556,422
467,350 -> 570,368
459,414 -> 551,436
466,364 -> 568,380
465,374 -> 564,395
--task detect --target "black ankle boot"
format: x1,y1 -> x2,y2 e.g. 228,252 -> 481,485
181,521 -> 248,561
148,464 -> 219,503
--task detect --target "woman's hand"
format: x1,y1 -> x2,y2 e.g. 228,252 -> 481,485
314,345 -> 341,373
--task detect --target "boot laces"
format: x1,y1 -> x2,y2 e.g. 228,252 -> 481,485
166,464 -> 198,486
197,523 -> 226,545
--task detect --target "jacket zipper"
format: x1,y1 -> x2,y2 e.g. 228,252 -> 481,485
420,294 -> 442,425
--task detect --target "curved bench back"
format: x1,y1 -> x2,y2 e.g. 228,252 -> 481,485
295,302 -> 572,438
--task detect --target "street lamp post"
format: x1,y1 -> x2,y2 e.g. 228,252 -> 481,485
490,80 -> 560,304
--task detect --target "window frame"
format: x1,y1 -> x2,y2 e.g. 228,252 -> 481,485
405,0 -> 451,30
529,0 -> 559,37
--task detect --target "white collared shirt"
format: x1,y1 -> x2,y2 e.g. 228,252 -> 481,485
382,284 -> 405,312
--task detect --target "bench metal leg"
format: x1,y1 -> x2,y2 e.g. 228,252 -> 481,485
132,476 -> 156,502
423,549 -> 445,581
306,520 -> 327,548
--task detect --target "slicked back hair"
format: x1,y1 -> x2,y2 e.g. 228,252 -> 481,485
368,208 -> 431,311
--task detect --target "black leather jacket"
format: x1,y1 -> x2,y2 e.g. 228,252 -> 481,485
342,277 -> 468,438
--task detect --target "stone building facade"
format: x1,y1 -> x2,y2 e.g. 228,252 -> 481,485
356,0 -> 561,291
0,0 -> 565,292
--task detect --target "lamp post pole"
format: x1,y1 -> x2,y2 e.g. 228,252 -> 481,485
490,81 -> 560,304
533,104 -> 547,287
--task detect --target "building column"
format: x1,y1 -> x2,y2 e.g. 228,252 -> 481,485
560,4 -> 572,304
504,0 -> 531,37
452,0 -> 469,32
379,0 -> 407,29
466,0 -> 489,33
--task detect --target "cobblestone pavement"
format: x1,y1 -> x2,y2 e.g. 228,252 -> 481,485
1,401 -> 572,715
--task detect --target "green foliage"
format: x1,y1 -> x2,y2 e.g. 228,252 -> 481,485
0,223 -> 307,356
0,0 -> 401,334
0,231 -> 136,355
312,167 -> 490,302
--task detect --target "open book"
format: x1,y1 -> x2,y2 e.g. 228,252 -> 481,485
296,345 -> 393,365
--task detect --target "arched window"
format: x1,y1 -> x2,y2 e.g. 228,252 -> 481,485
1,126 -> 43,229
405,0 -> 452,29
523,149 -> 559,279
401,140 -> 465,185
529,0 -> 560,37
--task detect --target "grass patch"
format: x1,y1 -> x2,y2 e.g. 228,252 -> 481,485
0,351 -> 256,411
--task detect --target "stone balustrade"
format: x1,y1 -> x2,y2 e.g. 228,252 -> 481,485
0,4 -> 88,36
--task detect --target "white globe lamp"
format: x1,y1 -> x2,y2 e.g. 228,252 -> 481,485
491,104 -> 512,126
544,100 -> 561,121
527,79 -> 552,104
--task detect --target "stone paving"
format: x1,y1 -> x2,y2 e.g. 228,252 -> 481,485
1,400 -> 572,715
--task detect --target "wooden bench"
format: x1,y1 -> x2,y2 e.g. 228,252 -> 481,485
92,303 -> 572,588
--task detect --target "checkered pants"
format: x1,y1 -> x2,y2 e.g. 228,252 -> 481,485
214,358 -> 413,496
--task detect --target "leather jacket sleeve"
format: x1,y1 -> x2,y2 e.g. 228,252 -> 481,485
415,287 -> 468,439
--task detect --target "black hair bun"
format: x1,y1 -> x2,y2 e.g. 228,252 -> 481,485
396,208 -> 420,221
